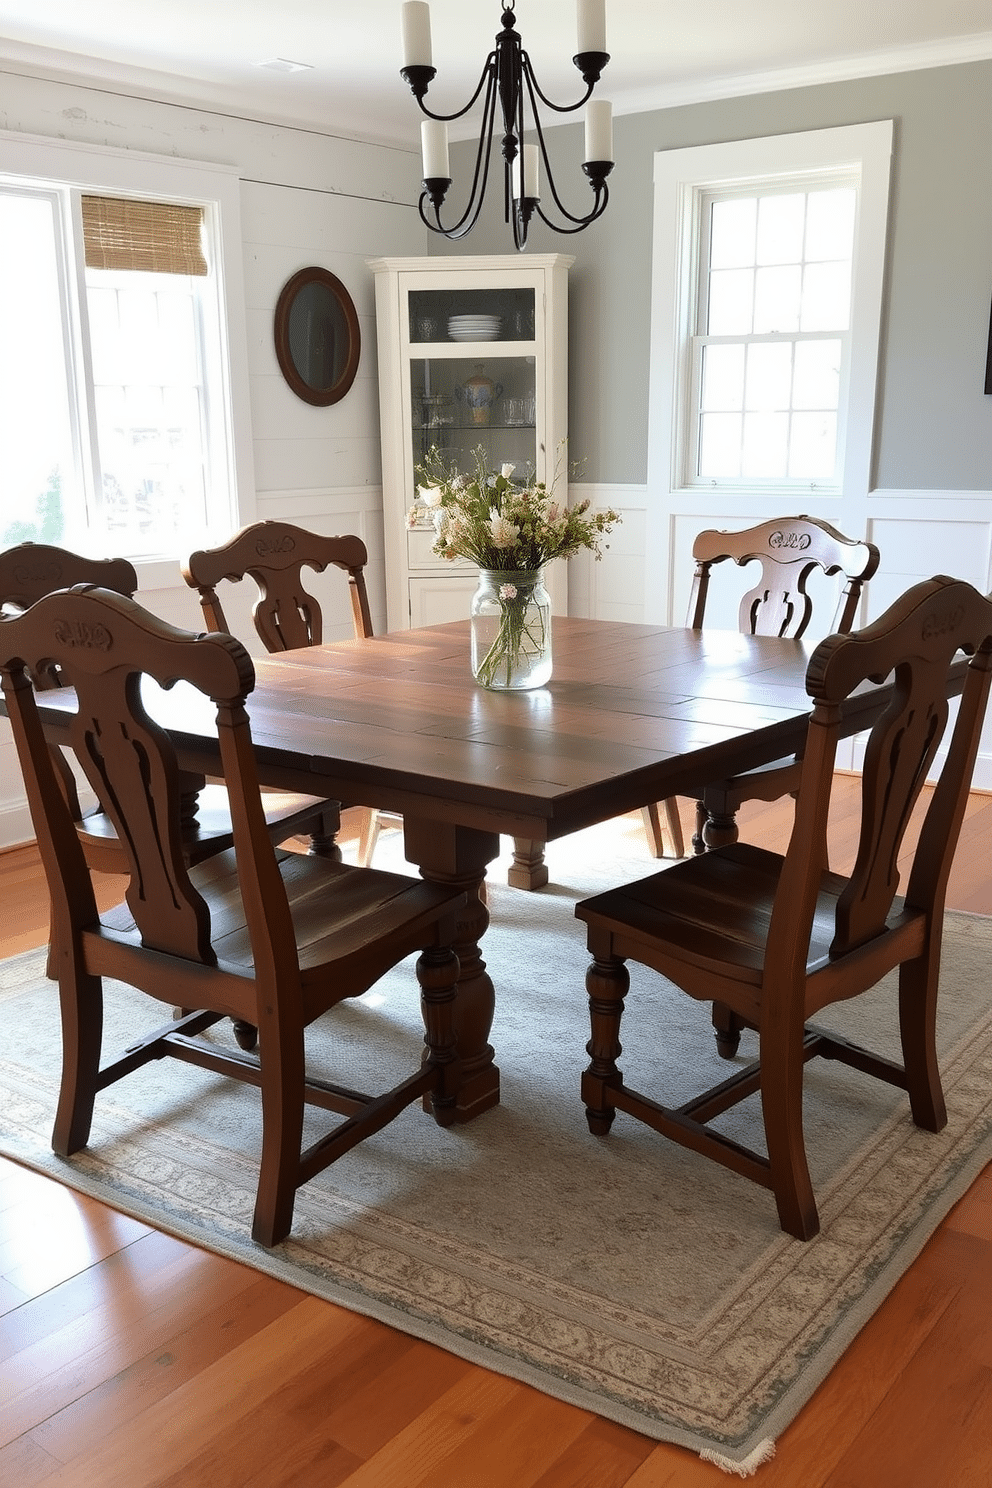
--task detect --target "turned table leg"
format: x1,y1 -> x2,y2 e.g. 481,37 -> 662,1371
402,817 -> 502,1122
507,836 -> 549,890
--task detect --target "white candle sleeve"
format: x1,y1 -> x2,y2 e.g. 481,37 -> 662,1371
585,100 -> 613,163
513,144 -> 540,200
576,0 -> 606,54
402,2 -> 432,67
421,120 -> 449,179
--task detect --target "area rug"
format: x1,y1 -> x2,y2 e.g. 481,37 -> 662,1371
2,816 -> 992,1475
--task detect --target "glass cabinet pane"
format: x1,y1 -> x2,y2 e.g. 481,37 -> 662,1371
409,288 -> 536,344
411,355 -> 537,478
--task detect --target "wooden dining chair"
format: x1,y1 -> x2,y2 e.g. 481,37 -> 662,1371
0,541 -> 332,873
182,521 -> 399,867
575,575 -> 992,1241
0,584 -> 466,1247
646,515 -> 880,860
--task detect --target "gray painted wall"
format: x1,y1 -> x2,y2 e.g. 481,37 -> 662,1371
438,60 -> 992,491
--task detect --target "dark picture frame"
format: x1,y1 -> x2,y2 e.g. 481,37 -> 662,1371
274,266 -> 361,407
986,294 -> 992,394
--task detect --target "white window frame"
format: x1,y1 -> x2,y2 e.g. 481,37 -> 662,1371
0,132 -> 256,588
648,122 -> 893,510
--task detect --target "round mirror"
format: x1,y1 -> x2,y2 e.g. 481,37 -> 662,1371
273,266 -> 361,406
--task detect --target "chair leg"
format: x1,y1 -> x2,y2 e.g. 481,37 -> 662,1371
308,805 -> 344,860
581,953 -> 630,1136
52,964 -> 104,1156
641,800 -> 684,859
759,1018 -> 819,1241
252,1019 -> 306,1248
417,941 -> 462,1126
355,808 -> 381,868
898,952 -> 947,1133
712,1001 -> 744,1059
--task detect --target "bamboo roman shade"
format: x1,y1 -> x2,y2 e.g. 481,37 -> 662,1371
81,196 -> 208,276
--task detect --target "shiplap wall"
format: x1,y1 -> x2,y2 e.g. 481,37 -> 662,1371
0,69 -> 426,846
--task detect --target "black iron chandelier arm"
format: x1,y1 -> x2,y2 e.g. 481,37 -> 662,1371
412,54 -> 497,124
532,184 -> 609,235
519,70 -> 609,229
517,51 -> 599,116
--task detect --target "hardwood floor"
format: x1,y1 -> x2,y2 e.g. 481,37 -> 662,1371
2,786 -> 990,1486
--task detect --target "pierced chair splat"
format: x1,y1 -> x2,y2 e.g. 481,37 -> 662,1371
0,539 -> 334,847
182,521 -> 399,866
645,514 -> 880,863
576,576 -> 992,1241
0,584 -> 467,1247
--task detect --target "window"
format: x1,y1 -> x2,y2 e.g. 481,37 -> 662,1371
0,136 -> 252,572
649,123 -> 893,503
694,179 -> 856,484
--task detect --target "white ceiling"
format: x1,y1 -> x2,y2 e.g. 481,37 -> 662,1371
2,1 -> 991,152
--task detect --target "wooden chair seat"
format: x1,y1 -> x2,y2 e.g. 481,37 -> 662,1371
576,576 -> 992,1241
1,584 -> 466,1247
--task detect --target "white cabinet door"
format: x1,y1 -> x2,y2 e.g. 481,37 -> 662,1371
409,575 -> 479,628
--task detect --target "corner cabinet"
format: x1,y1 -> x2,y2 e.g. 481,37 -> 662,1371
368,254 -> 572,632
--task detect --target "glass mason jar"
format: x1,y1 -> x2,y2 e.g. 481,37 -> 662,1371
470,568 -> 552,690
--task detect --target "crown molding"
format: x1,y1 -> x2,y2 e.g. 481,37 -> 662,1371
612,31 -> 992,118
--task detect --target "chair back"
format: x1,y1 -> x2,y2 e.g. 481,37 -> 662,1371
0,585 -> 283,966
183,521 -> 373,651
687,516 -> 880,638
0,543 -> 137,687
778,576 -> 992,959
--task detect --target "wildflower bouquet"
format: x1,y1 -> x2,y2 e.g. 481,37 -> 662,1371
409,445 -> 621,688
410,444 -> 620,571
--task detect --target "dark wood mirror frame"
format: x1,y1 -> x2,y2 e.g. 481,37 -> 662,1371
273,266 -> 361,407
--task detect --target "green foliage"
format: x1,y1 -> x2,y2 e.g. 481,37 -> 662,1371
2,469 -> 66,546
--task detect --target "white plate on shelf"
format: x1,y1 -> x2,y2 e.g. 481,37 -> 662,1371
448,314 -> 501,341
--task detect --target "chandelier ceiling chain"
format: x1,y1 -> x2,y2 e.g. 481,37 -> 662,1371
400,1 -> 614,251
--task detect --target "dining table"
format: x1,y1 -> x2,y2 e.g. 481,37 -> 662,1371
8,615 -> 904,1124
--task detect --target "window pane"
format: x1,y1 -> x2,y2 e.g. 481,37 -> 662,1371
708,268 -> 754,334
693,168 -> 862,488
793,339 -> 842,409
0,193 -> 77,549
756,193 -> 805,265
742,412 -> 789,477
806,188 -> 856,261
745,343 -> 793,410
753,265 -> 801,333
800,262 -> 851,331
701,343 -> 745,410
87,267 -> 209,555
698,412 -> 742,476
788,412 -> 837,477
709,197 -> 756,268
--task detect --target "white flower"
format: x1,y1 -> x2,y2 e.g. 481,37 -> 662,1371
498,583 -> 518,601
417,484 -> 444,508
500,463 -> 516,479
488,513 -> 519,549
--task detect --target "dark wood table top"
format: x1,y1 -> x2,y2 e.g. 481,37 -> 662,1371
228,617 -> 837,842
20,615 -> 883,843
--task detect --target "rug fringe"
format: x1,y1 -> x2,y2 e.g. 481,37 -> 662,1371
699,1439 -> 776,1476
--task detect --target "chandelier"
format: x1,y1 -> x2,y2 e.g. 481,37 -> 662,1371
400,1 -> 614,251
